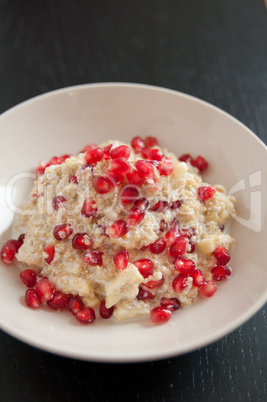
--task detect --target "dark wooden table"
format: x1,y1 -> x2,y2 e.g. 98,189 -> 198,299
0,1 -> 266,401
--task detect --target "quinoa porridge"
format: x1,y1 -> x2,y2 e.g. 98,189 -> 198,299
1,135 -> 236,324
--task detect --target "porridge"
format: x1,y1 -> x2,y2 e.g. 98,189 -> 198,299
1,136 -> 236,324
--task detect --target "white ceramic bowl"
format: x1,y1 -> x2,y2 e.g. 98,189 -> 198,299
0,83 -> 266,363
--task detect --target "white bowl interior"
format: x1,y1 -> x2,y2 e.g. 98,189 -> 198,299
0,83 -> 266,362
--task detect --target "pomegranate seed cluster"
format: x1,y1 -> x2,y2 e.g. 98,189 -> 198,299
2,136 -> 236,324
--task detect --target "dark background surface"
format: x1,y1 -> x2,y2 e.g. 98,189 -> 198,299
0,0 -> 266,401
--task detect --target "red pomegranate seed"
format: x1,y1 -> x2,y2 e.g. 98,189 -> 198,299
135,160 -> 154,179
170,218 -> 179,227
69,175 -> 78,184
165,226 -> 181,245
81,162 -> 94,173
120,186 -> 139,205
190,269 -> 206,287
143,276 -> 164,289
20,269 -> 37,288
103,144 -> 113,157
36,278 -> 54,301
211,265 -> 232,281
44,244 -> 55,264
134,197 -> 149,211
213,246 -> 231,266
99,300 -> 114,319
147,148 -> 164,161
48,156 -> 61,166
174,257 -> 195,274
171,199 -> 183,209
179,153 -> 193,164
59,154 -> 71,163
84,147 -> 104,164
72,233 -> 94,250
81,198 -> 98,217
92,176 -> 113,194
83,251 -> 104,266
52,195 -> 66,211
149,238 -> 166,254
1,239 -> 22,264
137,287 -> 155,300
107,220 -> 129,238
158,157 -> 174,176
53,223 -> 73,241
113,249 -> 129,270
25,289 -> 42,309
131,136 -> 145,153
75,306 -> 96,324
68,296 -> 84,315
199,281 -> 217,297
192,156 -> 208,172
198,186 -> 216,200
47,291 -> 68,310
150,200 -> 169,212
126,170 -> 145,186
18,233 -> 26,244
105,170 -> 124,186
159,220 -> 168,232
181,227 -> 196,239
127,206 -> 145,228
188,242 -> 196,253
82,143 -> 98,153
37,162 -> 48,175
140,245 -> 149,251
110,145 -> 131,160
172,273 -> 189,293
145,136 -> 158,147
160,297 -> 181,311
109,158 -> 131,175
141,148 -> 152,159
150,306 -> 172,323
169,237 -> 187,258
133,259 -> 154,278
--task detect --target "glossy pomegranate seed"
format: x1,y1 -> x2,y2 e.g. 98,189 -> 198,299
141,148 -> 152,159
110,145 -> 131,160
174,257 -> 195,274
199,281 -> 217,297
165,226 -> 181,245
145,136 -> 158,147
18,233 -> 26,244
82,143 -> 98,153
211,265 -> 232,281
160,297 -> 181,311
198,186 -> 216,200
81,198 -> 98,217
1,239 -> 21,264
69,175 -> 78,184
133,259 -> 154,278
107,220 -> 129,238
135,160 -> 154,179
75,306 -> 96,324
83,251 -> 104,266
120,186 -> 139,205
181,227 -> 196,239
179,153 -> 193,164
68,296 -> 84,315
37,162 -> 48,175
147,148 -> 164,161
113,249 -> 129,270
92,176 -> 113,194
84,147 -> 104,164
59,154 -> 71,163
213,246 -> 231,266
72,233 -> 94,250
188,242 -> 196,253
159,220 -> 168,232
127,206 -> 145,228
149,238 -> 166,254
53,223 -> 73,241
150,200 -> 169,212
171,199 -> 183,209
169,237 -> 187,258
47,291 -> 68,310
158,157 -> 174,176
81,162 -> 94,173
109,158 -> 131,175
190,269 -> 206,287
192,155 -> 208,172
150,306 -> 172,323
20,269 -> 37,288
44,244 -> 55,264
25,289 -> 42,309
137,287 -> 155,300
134,197 -> 149,211
126,170 -> 145,186
36,278 -> 54,301
172,273 -> 189,293
131,136 -> 145,153
105,170 -> 124,186
52,195 -> 66,211
99,300 -> 114,319
103,144 -> 113,157
143,276 -> 164,289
